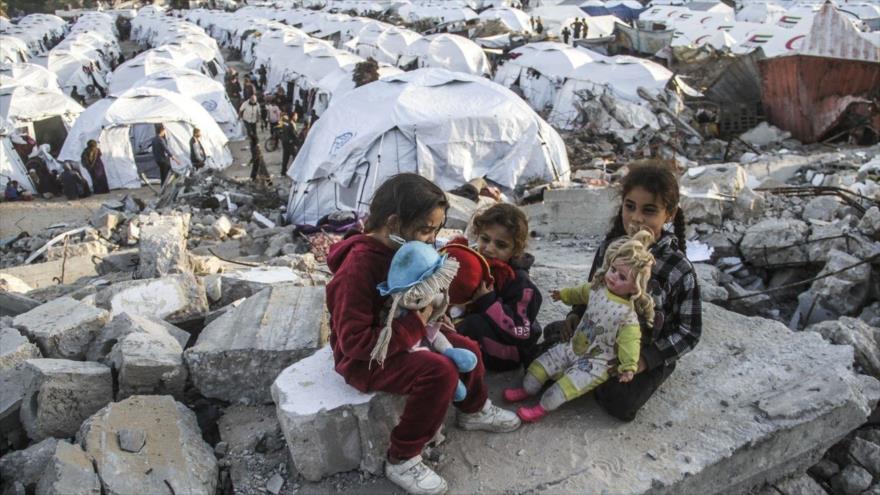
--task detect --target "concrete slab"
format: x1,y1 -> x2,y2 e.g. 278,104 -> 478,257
0,327 -> 41,421
0,255 -> 100,290
0,291 -> 42,317
186,284 -> 328,404
93,273 -> 208,324
271,347 -> 405,482
135,213 -> 191,279
218,267 -> 302,306
13,297 -> 110,360
77,395 -> 218,495
35,440 -> 100,495
86,312 -> 190,363
19,359 -> 113,441
108,331 -> 187,400
523,187 -> 620,237
294,304 -> 879,494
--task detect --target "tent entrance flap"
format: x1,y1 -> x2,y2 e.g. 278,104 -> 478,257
130,123 -> 159,180
32,116 -> 67,158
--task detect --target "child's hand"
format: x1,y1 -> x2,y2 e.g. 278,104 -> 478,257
550,289 -> 561,301
473,280 -> 493,300
618,371 -> 634,383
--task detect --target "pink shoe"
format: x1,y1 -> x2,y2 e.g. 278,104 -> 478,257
517,404 -> 547,423
503,387 -> 531,403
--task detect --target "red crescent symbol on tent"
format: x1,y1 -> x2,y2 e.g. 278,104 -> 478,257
695,35 -> 711,44
786,34 -> 805,50
700,16 -> 712,24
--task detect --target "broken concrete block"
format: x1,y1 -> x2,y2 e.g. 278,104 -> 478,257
94,273 -> 208,324
94,249 -> 139,275
77,395 -> 218,495
135,213 -> 191,279
117,428 -> 146,453
35,440 -> 100,495
797,250 -> 871,325
764,474 -> 827,495
805,221 -> 853,263
831,464 -> 873,495
13,297 -> 110,359
693,263 -> 728,302
89,209 -> 123,239
860,302 -> 880,328
802,196 -> 842,222
186,284 -> 328,403
272,347 -> 405,481
740,218 -> 810,267
680,164 -> 748,225
1,327 -> 41,421
806,317 -> 880,378
524,187 -> 620,237
218,267 -> 302,306
0,291 -> 42,317
20,359 -> 112,441
109,330 -> 187,400
218,405 -> 291,493
848,437 -> 880,478
0,438 -> 58,491
0,273 -> 32,293
86,312 -> 190,363
212,215 -> 233,238
45,241 -> 109,262
859,206 -> 880,240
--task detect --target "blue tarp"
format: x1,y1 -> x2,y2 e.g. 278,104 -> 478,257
608,4 -> 646,22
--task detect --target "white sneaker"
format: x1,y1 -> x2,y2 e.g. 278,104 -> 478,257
385,455 -> 448,495
456,399 -> 522,433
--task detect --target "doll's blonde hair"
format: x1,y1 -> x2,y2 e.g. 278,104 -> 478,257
590,230 -> 656,326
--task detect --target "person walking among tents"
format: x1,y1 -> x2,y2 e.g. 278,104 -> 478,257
280,113 -> 298,177
258,64 -> 268,92
151,125 -> 178,186
243,78 -> 256,101
190,128 -> 207,170
573,19 -> 583,40
80,140 -> 110,194
562,26 -> 571,44
70,86 -> 86,106
535,18 -> 544,35
239,94 -> 261,138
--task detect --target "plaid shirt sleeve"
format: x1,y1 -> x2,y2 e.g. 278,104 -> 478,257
641,253 -> 703,370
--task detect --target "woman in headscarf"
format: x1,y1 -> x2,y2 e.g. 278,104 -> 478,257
80,140 -> 110,194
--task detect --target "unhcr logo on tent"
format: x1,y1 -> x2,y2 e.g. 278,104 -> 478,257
201,99 -> 218,112
330,132 -> 355,157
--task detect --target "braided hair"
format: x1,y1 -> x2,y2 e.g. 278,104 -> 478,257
604,160 -> 687,255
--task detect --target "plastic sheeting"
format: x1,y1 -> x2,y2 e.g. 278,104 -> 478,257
286,68 -> 570,225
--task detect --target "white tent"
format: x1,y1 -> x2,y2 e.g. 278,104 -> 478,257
736,3 -> 787,23
494,44 -> 606,111
111,68 -> 245,140
0,122 -> 36,194
58,87 -> 233,190
0,36 -> 30,64
353,24 -> 422,65
548,55 -> 673,129
108,51 -> 201,95
48,51 -> 108,96
0,85 -> 83,130
478,7 -> 534,32
286,68 -> 570,225
0,63 -> 63,93
313,63 -> 404,115
400,34 -> 491,76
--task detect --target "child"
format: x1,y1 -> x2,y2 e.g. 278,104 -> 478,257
503,231 -> 656,422
455,203 -> 543,371
325,174 -> 520,495
542,161 -> 702,422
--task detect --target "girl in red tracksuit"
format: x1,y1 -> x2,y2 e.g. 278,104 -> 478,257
455,204 -> 543,371
325,173 -> 520,495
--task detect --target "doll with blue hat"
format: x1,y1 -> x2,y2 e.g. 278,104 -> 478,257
374,241 -> 478,402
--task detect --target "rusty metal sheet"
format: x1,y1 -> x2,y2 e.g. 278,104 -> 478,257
759,55 -> 880,142
705,49 -> 764,104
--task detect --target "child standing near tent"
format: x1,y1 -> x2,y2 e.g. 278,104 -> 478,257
541,161 -> 702,421
454,203 -> 543,371
325,174 -> 520,495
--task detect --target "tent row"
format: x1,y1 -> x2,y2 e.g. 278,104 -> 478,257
0,13 -> 67,56
47,12 -> 120,96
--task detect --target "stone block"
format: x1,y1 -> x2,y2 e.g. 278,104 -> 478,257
769,474 -> 827,495
35,440 -> 100,495
740,218 -> 810,267
272,347 -> 405,481
86,312 -> 190,363
13,297 -> 110,360
0,274 -> 32,293
1,327 -> 41,421
45,241 -> 109,262
802,196 -> 842,222
0,291 -> 41,317
109,330 -> 187,400
135,213 -> 191,279
77,395 -> 218,495
524,186 -> 619,237
797,250 -> 871,325
186,284 -> 328,403
848,437 -> 880,478
806,317 -> 880,379
218,267 -> 302,306
94,249 -> 139,275
20,359 -> 113,441
831,465 -> 873,495
0,255 -> 100,291
680,164 -> 749,225
93,273 -> 208,324
0,438 -> 58,491
693,263 -> 728,302
859,206 -> 880,240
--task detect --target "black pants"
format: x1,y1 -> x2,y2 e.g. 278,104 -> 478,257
541,320 -> 675,422
244,121 -> 257,138
281,146 -> 293,176
457,314 -> 540,372
157,159 -> 171,185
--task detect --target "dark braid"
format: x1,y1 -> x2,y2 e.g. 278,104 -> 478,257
673,208 -> 687,255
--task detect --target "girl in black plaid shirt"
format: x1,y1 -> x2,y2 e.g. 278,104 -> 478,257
543,161 -> 702,421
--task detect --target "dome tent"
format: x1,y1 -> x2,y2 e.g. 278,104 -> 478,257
286,68 -> 570,226
0,62 -> 63,93
58,87 -> 232,190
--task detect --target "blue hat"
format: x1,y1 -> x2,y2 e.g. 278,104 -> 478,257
377,241 -> 447,296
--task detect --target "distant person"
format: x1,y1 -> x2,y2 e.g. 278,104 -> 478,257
60,164 -> 84,200
80,140 -> 109,194
70,86 -> 86,106
280,114 -> 298,177
267,99 -> 281,131
562,26 -> 571,44
151,125 -> 177,185
4,180 -> 31,201
536,18 -> 544,35
242,78 -> 255,101
259,95 -> 269,131
190,127 -> 207,170
258,64 -> 268,90
573,19 -> 583,39
248,134 -> 270,183
239,94 -> 261,138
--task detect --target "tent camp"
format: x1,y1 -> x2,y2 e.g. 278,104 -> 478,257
399,34 -> 491,76
0,36 -> 30,64
494,43 -> 606,111
353,24 -> 422,65
478,7 -> 533,32
110,67 -> 244,140
286,68 -> 570,226
58,87 -> 233,190
0,63 -> 63,93
47,50 -> 109,96
0,120 -> 36,194
108,49 -> 206,95
0,85 -> 83,154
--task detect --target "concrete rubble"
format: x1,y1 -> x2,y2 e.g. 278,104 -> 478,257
186,284 -> 328,404
12,297 -> 110,360
77,395 -> 218,495
108,328 -> 187,399
93,273 -> 208,324
1,327 -> 41,422
19,359 -> 113,441
134,212 -> 191,279
0,438 -> 59,492
35,440 -> 101,495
